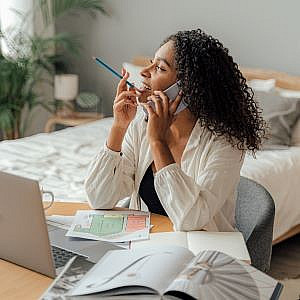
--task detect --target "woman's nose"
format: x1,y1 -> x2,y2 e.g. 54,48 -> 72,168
140,65 -> 152,78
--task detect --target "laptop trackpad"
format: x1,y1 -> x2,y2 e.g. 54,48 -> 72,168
48,226 -> 122,263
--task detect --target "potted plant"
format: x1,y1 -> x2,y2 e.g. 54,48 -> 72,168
0,0 -> 107,139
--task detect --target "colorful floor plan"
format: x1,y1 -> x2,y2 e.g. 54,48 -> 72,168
73,214 -> 147,237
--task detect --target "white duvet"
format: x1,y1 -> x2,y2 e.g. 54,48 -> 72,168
0,118 -> 113,202
1,117 -> 299,240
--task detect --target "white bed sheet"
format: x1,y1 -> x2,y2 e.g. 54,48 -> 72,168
241,147 -> 300,240
0,117 -> 113,202
1,116 -> 299,240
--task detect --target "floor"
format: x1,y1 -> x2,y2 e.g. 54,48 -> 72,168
268,234 -> 300,300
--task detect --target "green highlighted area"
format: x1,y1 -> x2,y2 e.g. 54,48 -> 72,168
74,215 -> 124,237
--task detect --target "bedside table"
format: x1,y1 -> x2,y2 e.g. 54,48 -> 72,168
44,112 -> 105,133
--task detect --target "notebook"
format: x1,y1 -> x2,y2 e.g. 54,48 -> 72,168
131,231 -> 251,262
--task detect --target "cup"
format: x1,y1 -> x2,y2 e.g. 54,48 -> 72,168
41,189 -> 55,210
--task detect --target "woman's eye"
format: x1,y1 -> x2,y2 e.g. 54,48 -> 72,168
149,59 -> 166,71
155,65 -> 166,71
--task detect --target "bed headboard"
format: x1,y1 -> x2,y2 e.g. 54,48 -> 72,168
132,56 -> 300,91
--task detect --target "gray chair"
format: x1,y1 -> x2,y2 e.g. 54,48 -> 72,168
235,176 -> 275,272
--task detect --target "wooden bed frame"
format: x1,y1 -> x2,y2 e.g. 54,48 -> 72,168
273,224 -> 300,245
133,56 -> 300,244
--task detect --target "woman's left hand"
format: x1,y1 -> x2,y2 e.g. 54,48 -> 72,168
142,90 -> 182,144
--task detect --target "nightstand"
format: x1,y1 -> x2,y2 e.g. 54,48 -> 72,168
44,112 -> 105,133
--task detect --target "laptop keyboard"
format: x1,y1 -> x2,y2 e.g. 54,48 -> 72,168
51,245 -> 83,268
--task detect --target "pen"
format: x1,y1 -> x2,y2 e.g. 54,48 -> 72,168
93,56 -> 135,88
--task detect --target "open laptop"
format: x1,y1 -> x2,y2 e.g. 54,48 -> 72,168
0,171 -> 121,278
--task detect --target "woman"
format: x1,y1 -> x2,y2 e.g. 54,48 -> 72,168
85,29 -> 266,232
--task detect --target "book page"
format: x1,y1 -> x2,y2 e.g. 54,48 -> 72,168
69,246 -> 194,297
165,250 -> 260,300
132,231 -> 250,263
131,232 -> 188,249
237,259 -> 283,299
187,231 -> 251,262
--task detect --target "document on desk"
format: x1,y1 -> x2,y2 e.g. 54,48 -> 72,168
66,210 -> 150,243
68,246 -> 283,300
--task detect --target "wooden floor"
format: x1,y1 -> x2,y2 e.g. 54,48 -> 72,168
268,234 -> 300,300
269,234 -> 300,280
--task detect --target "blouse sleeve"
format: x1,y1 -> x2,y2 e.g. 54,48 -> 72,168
84,121 -> 137,209
154,139 -> 244,231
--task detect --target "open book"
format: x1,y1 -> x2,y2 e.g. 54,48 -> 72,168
68,246 -> 282,300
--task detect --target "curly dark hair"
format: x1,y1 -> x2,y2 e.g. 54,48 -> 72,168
162,29 -> 266,154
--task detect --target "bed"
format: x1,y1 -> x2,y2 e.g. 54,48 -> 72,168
239,67 -> 300,243
1,65 -> 299,244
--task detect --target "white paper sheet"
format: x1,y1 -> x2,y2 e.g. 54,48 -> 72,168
46,215 -> 75,230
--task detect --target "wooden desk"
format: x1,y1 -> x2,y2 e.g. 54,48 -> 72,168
0,202 -> 172,300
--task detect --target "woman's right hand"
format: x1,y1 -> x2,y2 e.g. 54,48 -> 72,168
113,68 -> 138,129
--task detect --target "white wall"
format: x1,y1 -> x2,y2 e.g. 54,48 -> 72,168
0,0 -> 33,55
56,0 -> 300,116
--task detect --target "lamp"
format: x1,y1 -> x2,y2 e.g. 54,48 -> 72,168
54,74 -> 79,117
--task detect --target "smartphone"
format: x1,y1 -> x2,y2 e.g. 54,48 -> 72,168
142,81 -> 188,116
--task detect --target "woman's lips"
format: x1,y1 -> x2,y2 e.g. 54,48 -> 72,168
136,85 -> 151,103
134,82 -> 151,102
142,82 -> 151,91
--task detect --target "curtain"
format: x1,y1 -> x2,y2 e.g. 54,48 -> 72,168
0,0 -> 34,56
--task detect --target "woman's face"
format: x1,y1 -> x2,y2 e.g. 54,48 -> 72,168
139,41 -> 177,102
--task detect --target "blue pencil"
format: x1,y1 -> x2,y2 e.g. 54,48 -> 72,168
93,57 -> 135,88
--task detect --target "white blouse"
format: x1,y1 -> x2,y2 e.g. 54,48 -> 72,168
85,112 -> 245,232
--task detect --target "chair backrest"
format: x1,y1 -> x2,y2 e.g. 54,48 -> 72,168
235,176 -> 275,272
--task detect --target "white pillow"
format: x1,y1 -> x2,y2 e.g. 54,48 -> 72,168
247,79 -> 300,148
122,62 -> 143,89
253,90 -> 300,148
291,118 -> 300,146
247,79 -> 276,92
276,88 -> 300,98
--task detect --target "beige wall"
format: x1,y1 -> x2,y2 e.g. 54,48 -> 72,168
26,1 -> 54,136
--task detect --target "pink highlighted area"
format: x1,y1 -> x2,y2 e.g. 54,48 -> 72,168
126,215 -> 147,232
